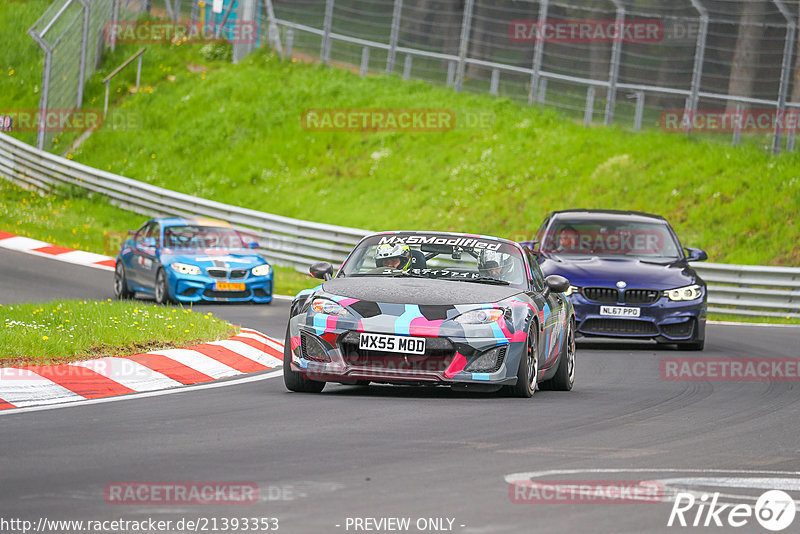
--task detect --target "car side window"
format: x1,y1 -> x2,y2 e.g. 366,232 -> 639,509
134,222 -> 150,244
527,251 -> 546,291
145,223 -> 160,247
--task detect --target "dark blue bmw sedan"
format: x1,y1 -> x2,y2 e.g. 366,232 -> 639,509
533,210 -> 707,350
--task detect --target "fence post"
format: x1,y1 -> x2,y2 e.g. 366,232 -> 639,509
446,61 -> 455,86
605,0 -> 625,125
584,86 -> 595,126
76,0 -> 90,108
386,0 -> 403,74
360,46 -> 370,77
633,91 -> 644,131
771,0 -> 795,154
264,0 -> 283,57
403,54 -> 412,79
684,1 -> 708,133
490,68 -> 499,95
28,32 -> 52,151
321,0 -> 335,64
537,78 -> 547,104
286,28 -> 294,58
111,0 -> 120,52
528,0 -> 548,105
173,0 -> 181,21
454,0 -> 475,92
191,0 -> 199,27
732,103 -> 743,145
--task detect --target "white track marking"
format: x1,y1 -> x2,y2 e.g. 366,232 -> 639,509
0,369 -> 84,407
207,339 -> 283,367
0,370 -> 283,416
145,349 -> 241,379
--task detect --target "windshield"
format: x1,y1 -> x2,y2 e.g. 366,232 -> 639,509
339,233 -> 528,287
163,226 -> 245,250
541,219 -> 682,259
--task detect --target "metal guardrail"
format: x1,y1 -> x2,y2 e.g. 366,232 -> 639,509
0,131 -> 798,318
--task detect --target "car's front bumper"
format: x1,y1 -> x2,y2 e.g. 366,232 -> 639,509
569,293 -> 706,342
167,271 -> 273,303
287,316 -> 525,387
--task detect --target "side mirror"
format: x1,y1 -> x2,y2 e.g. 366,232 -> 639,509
128,230 -> 137,236
245,239 -> 259,249
545,274 -> 570,294
309,261 -> 334,281
519,240 -> 539,252
140,237 -> 157,248
684,247 -> 708,262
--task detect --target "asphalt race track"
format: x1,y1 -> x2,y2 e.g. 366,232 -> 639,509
1,248 -> 799,534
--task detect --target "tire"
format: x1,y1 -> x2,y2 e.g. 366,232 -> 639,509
507,322 -> 539,398
114,262 -> 134,300
154,268 -> 172,305
540,318 -> 575,391
283,325 -> 325,393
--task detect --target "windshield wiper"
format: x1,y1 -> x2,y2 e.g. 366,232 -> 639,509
441,276 -> 510,285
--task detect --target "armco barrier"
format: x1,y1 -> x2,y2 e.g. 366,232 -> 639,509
1,132 -> 798,318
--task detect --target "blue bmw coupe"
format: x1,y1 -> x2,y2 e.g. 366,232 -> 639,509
114,217 -> 273,304
534,210 -> 707,350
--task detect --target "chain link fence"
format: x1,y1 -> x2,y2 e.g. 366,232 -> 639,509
265,0 -> 800,153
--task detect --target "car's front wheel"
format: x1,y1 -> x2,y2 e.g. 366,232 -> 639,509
283,326 -> 326,393
114,262 -> 134,300
507,322 -> 539,398
154,269 -> 172,305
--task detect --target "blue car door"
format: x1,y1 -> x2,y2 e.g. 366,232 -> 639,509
129,222 -> 160,291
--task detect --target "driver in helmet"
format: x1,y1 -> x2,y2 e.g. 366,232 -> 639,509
478,249 -> 513,279
375,242 -> 412,271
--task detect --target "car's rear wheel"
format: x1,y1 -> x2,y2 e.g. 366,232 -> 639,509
283,326 -> 326,393
507,322 -> 538,398
540,318 -> 575,391
114,262 -> 134,300
154,269 -> 172,305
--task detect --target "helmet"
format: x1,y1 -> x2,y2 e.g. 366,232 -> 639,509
478,249 -> 514,278
375,242 -> 412,270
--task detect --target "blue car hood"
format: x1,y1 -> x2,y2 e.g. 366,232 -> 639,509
540,255 -> 698,290
159,250 -> 265,268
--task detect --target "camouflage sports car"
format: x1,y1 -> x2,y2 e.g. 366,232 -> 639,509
283,231 -> 576,397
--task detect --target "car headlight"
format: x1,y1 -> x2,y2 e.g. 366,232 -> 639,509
565,285 -> 579,296
665,284 -> 702,301
170,262 -> 201,275
454,309 -> 506,324
251,264 -> 272,277
311,298 -> 349,316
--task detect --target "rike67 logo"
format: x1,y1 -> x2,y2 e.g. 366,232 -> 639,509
668,490 -> 796,531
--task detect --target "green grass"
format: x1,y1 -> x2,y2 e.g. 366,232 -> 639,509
0,299 -> 236,364
58,46 -> 799,267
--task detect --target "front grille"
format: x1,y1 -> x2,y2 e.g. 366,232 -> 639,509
583,287 -> 620,304
466,346 -> 507,373
661,320 -> 694,338
624,289 -> 661,304
582,318 -> 658,335
203,289 -> 250,299
339,331 -> 455,373
207,268 -> 249,279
